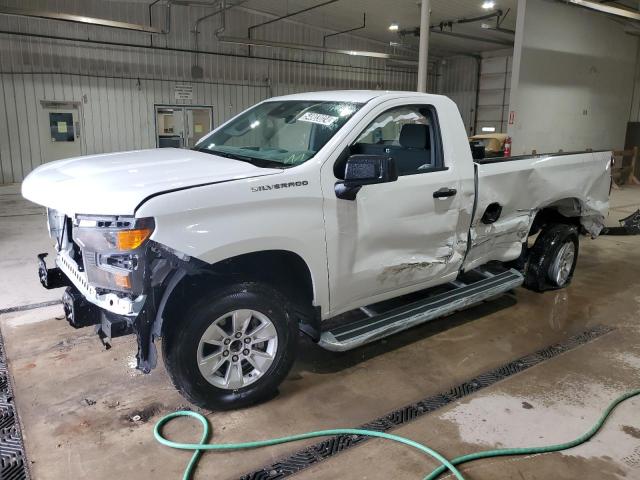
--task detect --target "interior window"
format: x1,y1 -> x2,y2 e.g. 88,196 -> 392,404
341,105 -> 438,177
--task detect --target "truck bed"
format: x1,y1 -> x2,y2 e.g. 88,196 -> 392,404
462,150 -> 612,271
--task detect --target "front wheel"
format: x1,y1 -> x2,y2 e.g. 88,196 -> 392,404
524,224 -> 579,292
162,282 -> 298,410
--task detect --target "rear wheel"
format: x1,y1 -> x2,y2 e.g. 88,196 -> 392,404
524,224 -> 579,292
163,282 -> 297,410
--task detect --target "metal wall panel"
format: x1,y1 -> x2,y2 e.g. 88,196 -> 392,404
0,0 -> 424,183
476,53 -> 512,134
437,55 -> 478,135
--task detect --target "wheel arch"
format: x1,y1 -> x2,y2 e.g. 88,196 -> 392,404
529,197 -> 586,237
156,249 -> 322,342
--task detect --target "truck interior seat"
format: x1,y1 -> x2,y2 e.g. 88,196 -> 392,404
344,124 -> 433,177
396,124 -> 432,175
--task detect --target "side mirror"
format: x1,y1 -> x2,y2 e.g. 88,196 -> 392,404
335,155 -> 398,200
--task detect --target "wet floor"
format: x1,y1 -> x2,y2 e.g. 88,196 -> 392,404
1,185 -> 639,479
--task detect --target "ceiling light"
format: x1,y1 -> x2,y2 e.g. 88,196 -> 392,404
482,126 -> 496,132
482,1 -> 495,10
481,23 -> 491,29
388,22 -> 399,31
389,41 -> 400,46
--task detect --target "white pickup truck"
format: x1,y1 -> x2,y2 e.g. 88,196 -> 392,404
22,90 -> 612,409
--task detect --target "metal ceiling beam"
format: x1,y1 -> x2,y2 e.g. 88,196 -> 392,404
401,24 -> 515,44
564,0 -> 640,21
430,30 -> 513,46
0,30 -> 416,73
399,8 -> 513,48
218,35 -> 418,63
323,13 -> 366,46
0,6 -> 163,33
248,0 -> 339,37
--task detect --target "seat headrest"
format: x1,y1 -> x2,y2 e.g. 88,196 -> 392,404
399,124 -> 429,149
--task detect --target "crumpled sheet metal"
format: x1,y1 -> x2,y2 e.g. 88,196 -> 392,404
463,151 -> 611,269
602,209 -> 640,236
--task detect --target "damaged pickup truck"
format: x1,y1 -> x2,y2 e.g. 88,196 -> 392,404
22,91 -> 612,409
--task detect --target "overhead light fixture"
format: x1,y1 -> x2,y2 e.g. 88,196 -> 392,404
388,22 -> 399,31
481,23 -> 491,29
482,126 -> 496,133
389,41 -> 400,46
482,1 -> 495,9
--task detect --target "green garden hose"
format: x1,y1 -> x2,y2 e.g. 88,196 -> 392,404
154,388 -> 640,480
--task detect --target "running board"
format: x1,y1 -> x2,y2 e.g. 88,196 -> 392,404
318,269 -> 524,352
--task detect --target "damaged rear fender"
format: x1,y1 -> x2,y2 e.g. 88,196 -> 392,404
537,197 -> 606,238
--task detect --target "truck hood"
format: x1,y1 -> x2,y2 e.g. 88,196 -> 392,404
22,148 -> 281,216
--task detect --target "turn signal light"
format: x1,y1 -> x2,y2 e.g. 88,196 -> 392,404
113,272 -> 132,289
116,228 -> 152,251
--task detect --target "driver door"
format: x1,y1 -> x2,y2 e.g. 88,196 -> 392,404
321,98 -> 469,316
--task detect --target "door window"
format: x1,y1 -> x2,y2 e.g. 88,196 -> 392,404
346,105 -> 442,177
186,108 -> 213,148
49,112 -> 75,142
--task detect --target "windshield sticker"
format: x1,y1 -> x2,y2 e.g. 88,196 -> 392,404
298,112 -> 338,126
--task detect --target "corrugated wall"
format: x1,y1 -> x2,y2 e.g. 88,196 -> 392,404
476,51 -> 512,135
437,55 -> 478,135
0,0 -> 421,184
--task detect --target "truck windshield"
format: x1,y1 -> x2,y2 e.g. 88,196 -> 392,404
194,100 -> 362,168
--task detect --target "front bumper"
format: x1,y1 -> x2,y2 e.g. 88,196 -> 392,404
36,242 -> 191,374
38,252 -> 143,357
51,249 -> 147,317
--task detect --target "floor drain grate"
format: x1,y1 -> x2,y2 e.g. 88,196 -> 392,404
0,329 -> 29,480
0,300 -> 62,316
240,324 -> 614,480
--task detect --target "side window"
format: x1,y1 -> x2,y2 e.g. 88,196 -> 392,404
338,105 -> 441,178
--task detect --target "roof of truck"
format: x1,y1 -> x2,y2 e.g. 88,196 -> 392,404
268,90 -> 444,103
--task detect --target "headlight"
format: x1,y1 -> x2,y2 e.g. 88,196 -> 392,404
73,217 -> 154,252
72,216 -> 155,293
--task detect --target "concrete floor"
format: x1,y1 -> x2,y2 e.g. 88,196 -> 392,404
1,184 -> 640,479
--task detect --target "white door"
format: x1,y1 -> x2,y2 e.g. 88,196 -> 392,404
321,100 -> 469,315
156,106 -> 185,148
156,106 -> 213,148
185,107 -> 213,148
39,103 -> 82,161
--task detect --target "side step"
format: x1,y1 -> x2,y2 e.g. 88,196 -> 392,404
318,269 -> 524,352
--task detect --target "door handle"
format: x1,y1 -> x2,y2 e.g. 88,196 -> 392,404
433,187 -> 457,199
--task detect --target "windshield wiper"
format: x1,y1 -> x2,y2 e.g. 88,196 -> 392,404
195,147 -> 287,169
198,148 -> 254,162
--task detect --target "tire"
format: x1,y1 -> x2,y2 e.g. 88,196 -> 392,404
162,282 -> 297,410
524,223 -> 579,292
